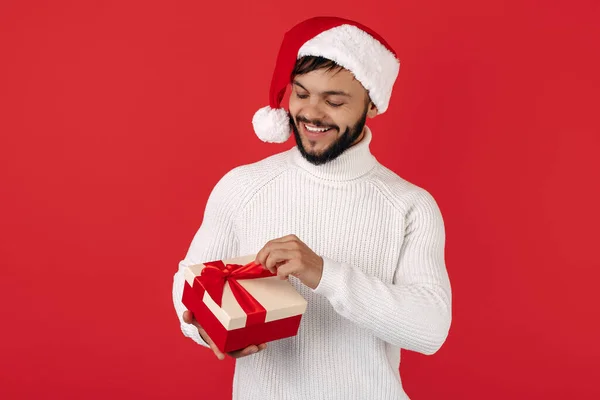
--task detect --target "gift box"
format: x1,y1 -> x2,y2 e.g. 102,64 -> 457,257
181,254 -> 308,353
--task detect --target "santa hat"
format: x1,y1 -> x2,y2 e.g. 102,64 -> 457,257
252,16 -> 400,143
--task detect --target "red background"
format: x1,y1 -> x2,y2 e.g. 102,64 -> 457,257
1,1 -> 599,399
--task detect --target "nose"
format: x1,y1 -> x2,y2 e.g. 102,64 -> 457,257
301,100 -> 327,122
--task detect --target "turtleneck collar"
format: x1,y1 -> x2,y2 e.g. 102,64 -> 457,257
287,125 -> 378,181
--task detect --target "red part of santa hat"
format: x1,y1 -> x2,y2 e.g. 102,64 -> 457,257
252,16 -> 400,143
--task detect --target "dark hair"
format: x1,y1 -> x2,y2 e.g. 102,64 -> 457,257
291,56 -> 372,105
291,56 -> 344,79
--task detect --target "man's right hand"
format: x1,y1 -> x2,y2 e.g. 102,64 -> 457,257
182,310 -> 267,360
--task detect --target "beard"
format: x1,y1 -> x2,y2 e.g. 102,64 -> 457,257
289,106 -> 369,166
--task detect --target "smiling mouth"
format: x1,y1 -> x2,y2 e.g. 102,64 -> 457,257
303,123 -> 334,135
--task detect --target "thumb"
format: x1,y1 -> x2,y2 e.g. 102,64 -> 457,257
182,310 -> 194,324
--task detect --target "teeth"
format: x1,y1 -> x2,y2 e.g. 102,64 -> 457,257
305,124 -> 329,132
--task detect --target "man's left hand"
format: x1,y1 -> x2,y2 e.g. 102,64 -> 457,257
255,234 -> 323,290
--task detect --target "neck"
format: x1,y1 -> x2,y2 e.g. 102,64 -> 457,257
288,125 -> 377,181
350,126 -> 366,147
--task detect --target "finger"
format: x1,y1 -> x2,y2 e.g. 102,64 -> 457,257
275,263 -> 297,280
255,241 -> 276,267
182,310 -> 192,323
228,344 -> 259,358
263,234 -> 299,244
257,242 -> 300,272
208,340 -> 226,360
197,328 -> 225,360
183,311 -> 225,360
257,343 -> 267,351
264,248 -> 298,273
183,310 -> 200,328
255,235 -> 300,265
272,234 -> 300,243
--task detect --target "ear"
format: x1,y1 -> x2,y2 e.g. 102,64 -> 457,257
366,101 -> 378,118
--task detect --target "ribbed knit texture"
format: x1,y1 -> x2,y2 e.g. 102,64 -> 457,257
172,126 -> 452,400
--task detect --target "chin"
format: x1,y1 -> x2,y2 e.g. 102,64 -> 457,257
301,134 -> 335,152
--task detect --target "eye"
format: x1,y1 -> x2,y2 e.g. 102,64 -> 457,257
327,101 -> 343,107
296,93 -> 309,99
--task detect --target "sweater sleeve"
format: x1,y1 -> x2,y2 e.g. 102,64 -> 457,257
312,190 -> 452,355
172,169 -> 241,347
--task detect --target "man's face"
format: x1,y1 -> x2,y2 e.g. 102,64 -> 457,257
288,67 -> 377,165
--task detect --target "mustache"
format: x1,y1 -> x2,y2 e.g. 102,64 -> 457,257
295,115 -> 338,130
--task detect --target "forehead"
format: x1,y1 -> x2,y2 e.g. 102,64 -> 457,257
293,68 -> 366,95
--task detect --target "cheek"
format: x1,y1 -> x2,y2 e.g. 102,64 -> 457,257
329,111 -> 352,130
288,97 -> 300,116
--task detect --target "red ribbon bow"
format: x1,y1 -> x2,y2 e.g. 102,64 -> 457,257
196,260 -> 275,327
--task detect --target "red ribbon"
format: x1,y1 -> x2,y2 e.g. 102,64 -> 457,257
196,260 -> 275,327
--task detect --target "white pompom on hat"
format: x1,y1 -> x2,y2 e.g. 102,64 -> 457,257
252,16 -> 401,143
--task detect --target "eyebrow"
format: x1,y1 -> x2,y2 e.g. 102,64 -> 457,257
293,80 -> 352,97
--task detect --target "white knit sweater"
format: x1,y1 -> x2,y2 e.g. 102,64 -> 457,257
172,126 -> 452,400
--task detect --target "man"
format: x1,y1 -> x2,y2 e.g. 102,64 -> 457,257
172,16 -> 452,400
